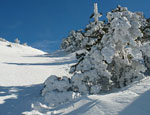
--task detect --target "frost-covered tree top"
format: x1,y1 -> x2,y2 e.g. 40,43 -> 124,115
102,5 -> 144,63
61,3 -> 105,53
92,3 -> 102,23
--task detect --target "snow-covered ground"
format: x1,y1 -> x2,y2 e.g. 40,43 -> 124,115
0,40 -> 150,115
0,41 -> 73,86
0,41 -> 74,115
24,77 -> 150,115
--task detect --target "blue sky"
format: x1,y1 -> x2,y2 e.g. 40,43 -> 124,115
0,0 -> 150,52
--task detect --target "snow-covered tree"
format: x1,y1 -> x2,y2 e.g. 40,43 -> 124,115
61,30 -> 84,52
81,21 -> 106,51
61,3 -> 105,53
140,18 -> 150,42
70,5 -> 146,94
140,42 -> 150,73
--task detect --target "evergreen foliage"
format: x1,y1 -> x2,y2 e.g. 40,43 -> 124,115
69,6 -> 146,94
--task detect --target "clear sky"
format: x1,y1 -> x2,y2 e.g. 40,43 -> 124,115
0,0 -> 150,52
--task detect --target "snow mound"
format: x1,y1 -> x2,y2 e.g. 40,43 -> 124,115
0,40 -> 46,56
41,75 -> 80,106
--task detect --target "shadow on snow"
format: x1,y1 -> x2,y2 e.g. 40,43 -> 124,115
0,84 -> 43,115
4,59 -> 76,66
23,50 -> 70,58
4,51 -> 76,66
119,90 -> 150,115
37,96 -> 100,115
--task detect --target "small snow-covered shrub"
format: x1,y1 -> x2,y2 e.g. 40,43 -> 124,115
0,37 -> 7,42
41,75 -> 80,106
14,38 -> 20,44
41,75 -> 72,95
23,43 -> 27,46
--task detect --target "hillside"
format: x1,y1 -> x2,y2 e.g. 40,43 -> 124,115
0,40 -> 150,115
0,40 -> 74,114
0,40 -> 73,86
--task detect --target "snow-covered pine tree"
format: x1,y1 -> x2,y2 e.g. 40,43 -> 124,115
61,3 -> 105,53
81,21 -> 105,51
70,5 -> 146,94
139,18 -> 150,43
61,30 -> 84,52
134,14 -> 150,74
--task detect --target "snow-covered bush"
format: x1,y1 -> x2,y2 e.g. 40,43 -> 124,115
14,38 -> 20,44
23,43 -> 27,46
0,37 -> 7,42
41,75 -> 80,106
70,5 -> 146,94
41,75 -> 72,95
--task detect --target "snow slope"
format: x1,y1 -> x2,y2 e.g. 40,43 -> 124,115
0,41 -> 73,86
0,40 -> 150,115
0,41 -> 74,115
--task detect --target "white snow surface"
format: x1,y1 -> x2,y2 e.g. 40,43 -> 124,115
0,41 -> 73,86
0,41 -> 150,115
